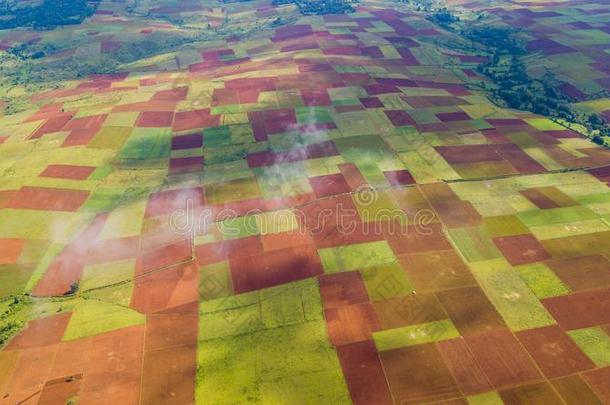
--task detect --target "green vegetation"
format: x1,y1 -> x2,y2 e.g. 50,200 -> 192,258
514,263 -> 570,299
111,35 -> 194,65
395,3 -> 610,146
477,52 -> 573,116
6,42 -> 57,60
272,0 -> 355,15
0,4 -> 297,116
196,279 -> 350,404
0,0 -> 99,30
568,327 -> 610,367
464,26 -> 523,55
467,392 -> 504,405
66,280 -> 80,296
318,241 -> 397,274
426,7 -> 459,27
456,20 -> 610,146
62,299 -> 145,341
0,320 -> 22,346
470,260 -> 556,331
373,319 -> 459,351
0,296 -> 28,345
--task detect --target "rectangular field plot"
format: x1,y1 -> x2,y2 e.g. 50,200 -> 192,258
196,279 -> 350,404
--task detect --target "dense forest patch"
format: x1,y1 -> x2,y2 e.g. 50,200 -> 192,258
0,0 -> 99,30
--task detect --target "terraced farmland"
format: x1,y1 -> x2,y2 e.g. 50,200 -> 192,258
1,0 -> 610,404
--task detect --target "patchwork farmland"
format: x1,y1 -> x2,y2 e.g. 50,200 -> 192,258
1,0 -> 610,404
462,0 -> 610,103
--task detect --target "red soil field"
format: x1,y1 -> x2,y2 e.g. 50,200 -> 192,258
229,245 -> 323,293
62,128 -> 100,147
399,250 -> 477,292
384,223 -> 450,255
138,238 -> 193,275
30,114 -> 73,139
172,109 -> 220,132
465,329 -> 542,388
583,367 -> 610,404
325,302 -> 381,346
542,287 -> 610,330
142,312 -> 198,403
365,84 -> 399,95
145,312 -> 198,352
37,374 -> 83,404
195,235 -> 263,266
40,164 -> 96,180
436,111 -> 471,122
152,87 -> 188,102
436,145 -> 503,165
260,230 -> 313,252
32,214 -> 110,296
516,325 -> 595,378
520,188 -> 561,209
437,338 -> 493,395
588,164 -> 610,183
431,200 -> 482,229
390,187 -> 434,217
5,186 -> 89,212
338,163 -> 369,190
301,89 -> 331,106
5,312 -> 71,351
309,173 -> 352,198
436,287 -> 506,336
373,294 -> 446,329
136,111 -> 174,127
547,255 -> 610,291
380,344 -> 461,403
493,234 -> 551,266
272,24 -> 313,42
141,343 -> 197,404
132,262 -> 199,314
78,325 -> 145,404
499,382 -> 564,405
551,374 -> 604,405
145,187 -> 204,218
0,238 -> 25,265
359,97 -> 384,108
384,110 -> 416,126
402,96 -> 466,108
337,340 -> 394,405
2,345 -> 58,403
319,271 -> 369,309
62,114 -> 107,131
169,156 -> 204,175
86,236 -> 140,265
492,144 -> 547,173
171,133 -> 203,150
296,194 -> 384,248
246,140 -> 339,168
383,170 -> 415,186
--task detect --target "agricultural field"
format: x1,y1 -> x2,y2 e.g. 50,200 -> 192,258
457,0 -> 610,102
1,0 -> 610,404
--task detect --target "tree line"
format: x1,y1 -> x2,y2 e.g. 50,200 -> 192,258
272,0 -> 355,15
